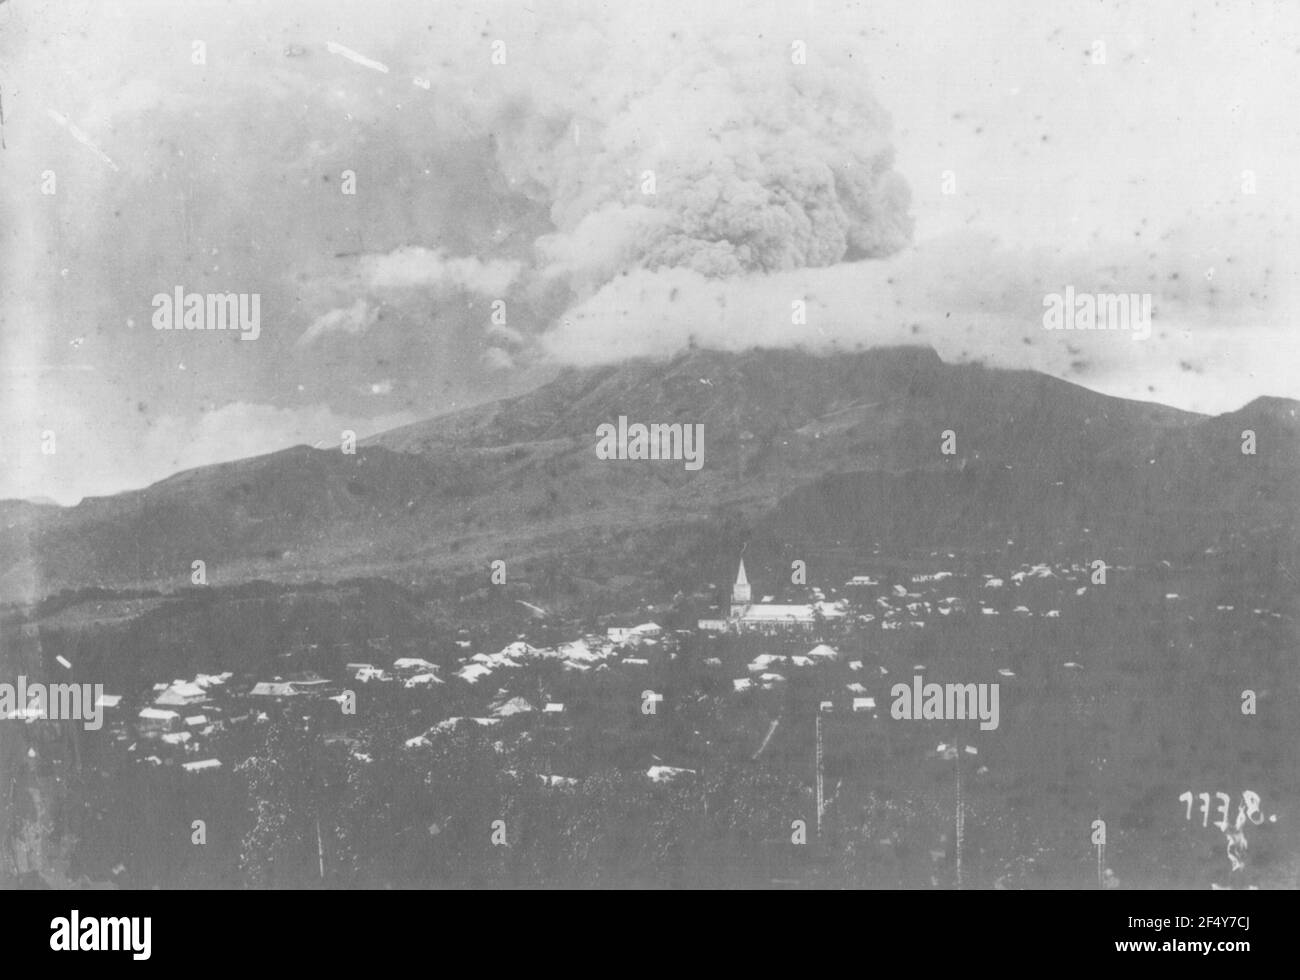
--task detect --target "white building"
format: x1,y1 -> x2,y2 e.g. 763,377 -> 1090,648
155,681 -> 207,707
709,559 -> 847,634
139,707 -> 179,732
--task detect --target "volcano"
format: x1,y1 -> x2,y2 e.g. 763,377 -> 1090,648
2,345 -> 1296,603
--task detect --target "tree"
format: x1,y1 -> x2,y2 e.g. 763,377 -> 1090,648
235,716 -> 315,888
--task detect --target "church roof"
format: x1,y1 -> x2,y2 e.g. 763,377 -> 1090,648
736,559 -> 749,587
740,603 -> 816,622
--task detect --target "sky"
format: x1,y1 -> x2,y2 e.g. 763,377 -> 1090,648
1,0 -> 1298,504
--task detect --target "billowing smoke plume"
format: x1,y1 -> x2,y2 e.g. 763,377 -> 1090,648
285,1 -> 915,369
501,53 -> 909,284
476,14 -> 913,299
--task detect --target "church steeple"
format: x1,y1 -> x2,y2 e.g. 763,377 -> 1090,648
731,559 -> 752,615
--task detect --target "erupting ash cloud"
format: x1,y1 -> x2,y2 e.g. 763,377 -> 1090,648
287,1 -> 916,370
504,56 -> 909,281
477,11 -> 913,294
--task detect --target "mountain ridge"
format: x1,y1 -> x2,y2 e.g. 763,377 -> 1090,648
2,345 -> 1295,603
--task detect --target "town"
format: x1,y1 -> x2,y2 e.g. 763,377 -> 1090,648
5,544 -> 1288,889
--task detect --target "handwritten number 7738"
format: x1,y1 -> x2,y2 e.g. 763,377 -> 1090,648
1179,790 -> 1263,832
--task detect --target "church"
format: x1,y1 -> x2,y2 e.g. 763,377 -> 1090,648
699,559 -> 847,634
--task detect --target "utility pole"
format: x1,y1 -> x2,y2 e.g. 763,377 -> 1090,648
815,713 -> 824,839
316,817 -> 325,882
1096,817 -> 1104,889
306,711 -> 325,885
954,736 -> 964,890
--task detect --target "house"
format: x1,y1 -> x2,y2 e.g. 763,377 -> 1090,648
403,672 -> 444,688
155,681 -> 207,707
557,639 -> 604,663
539,775 -> 578,788
138,707 -> 179,732
455,664 -> 492,684
95,694 -> 123,710
543,703 -> 565,714
182,759 -> 222,773
249,681 -> 297,697
490,696 -> 534,718
647,765 -> 694,783
286,674 -> 330,693
184,714 -> 209,727
608,623 -> 662,643
418,718 -> 464,737
194,672 -> 232,689
747,653 -> 786,672
852,697 -> 877,712
498,640 -> 537,658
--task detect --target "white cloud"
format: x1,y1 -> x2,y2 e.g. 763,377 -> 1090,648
362,247 -> 521,295
295,249 -> 523,347
297,299 -> 378,347
542,226 -> 1300,414
139,402 -> 415,475
0,397 -> 416,504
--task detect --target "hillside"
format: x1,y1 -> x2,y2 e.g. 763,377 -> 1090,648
2,346 -> 1296,603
